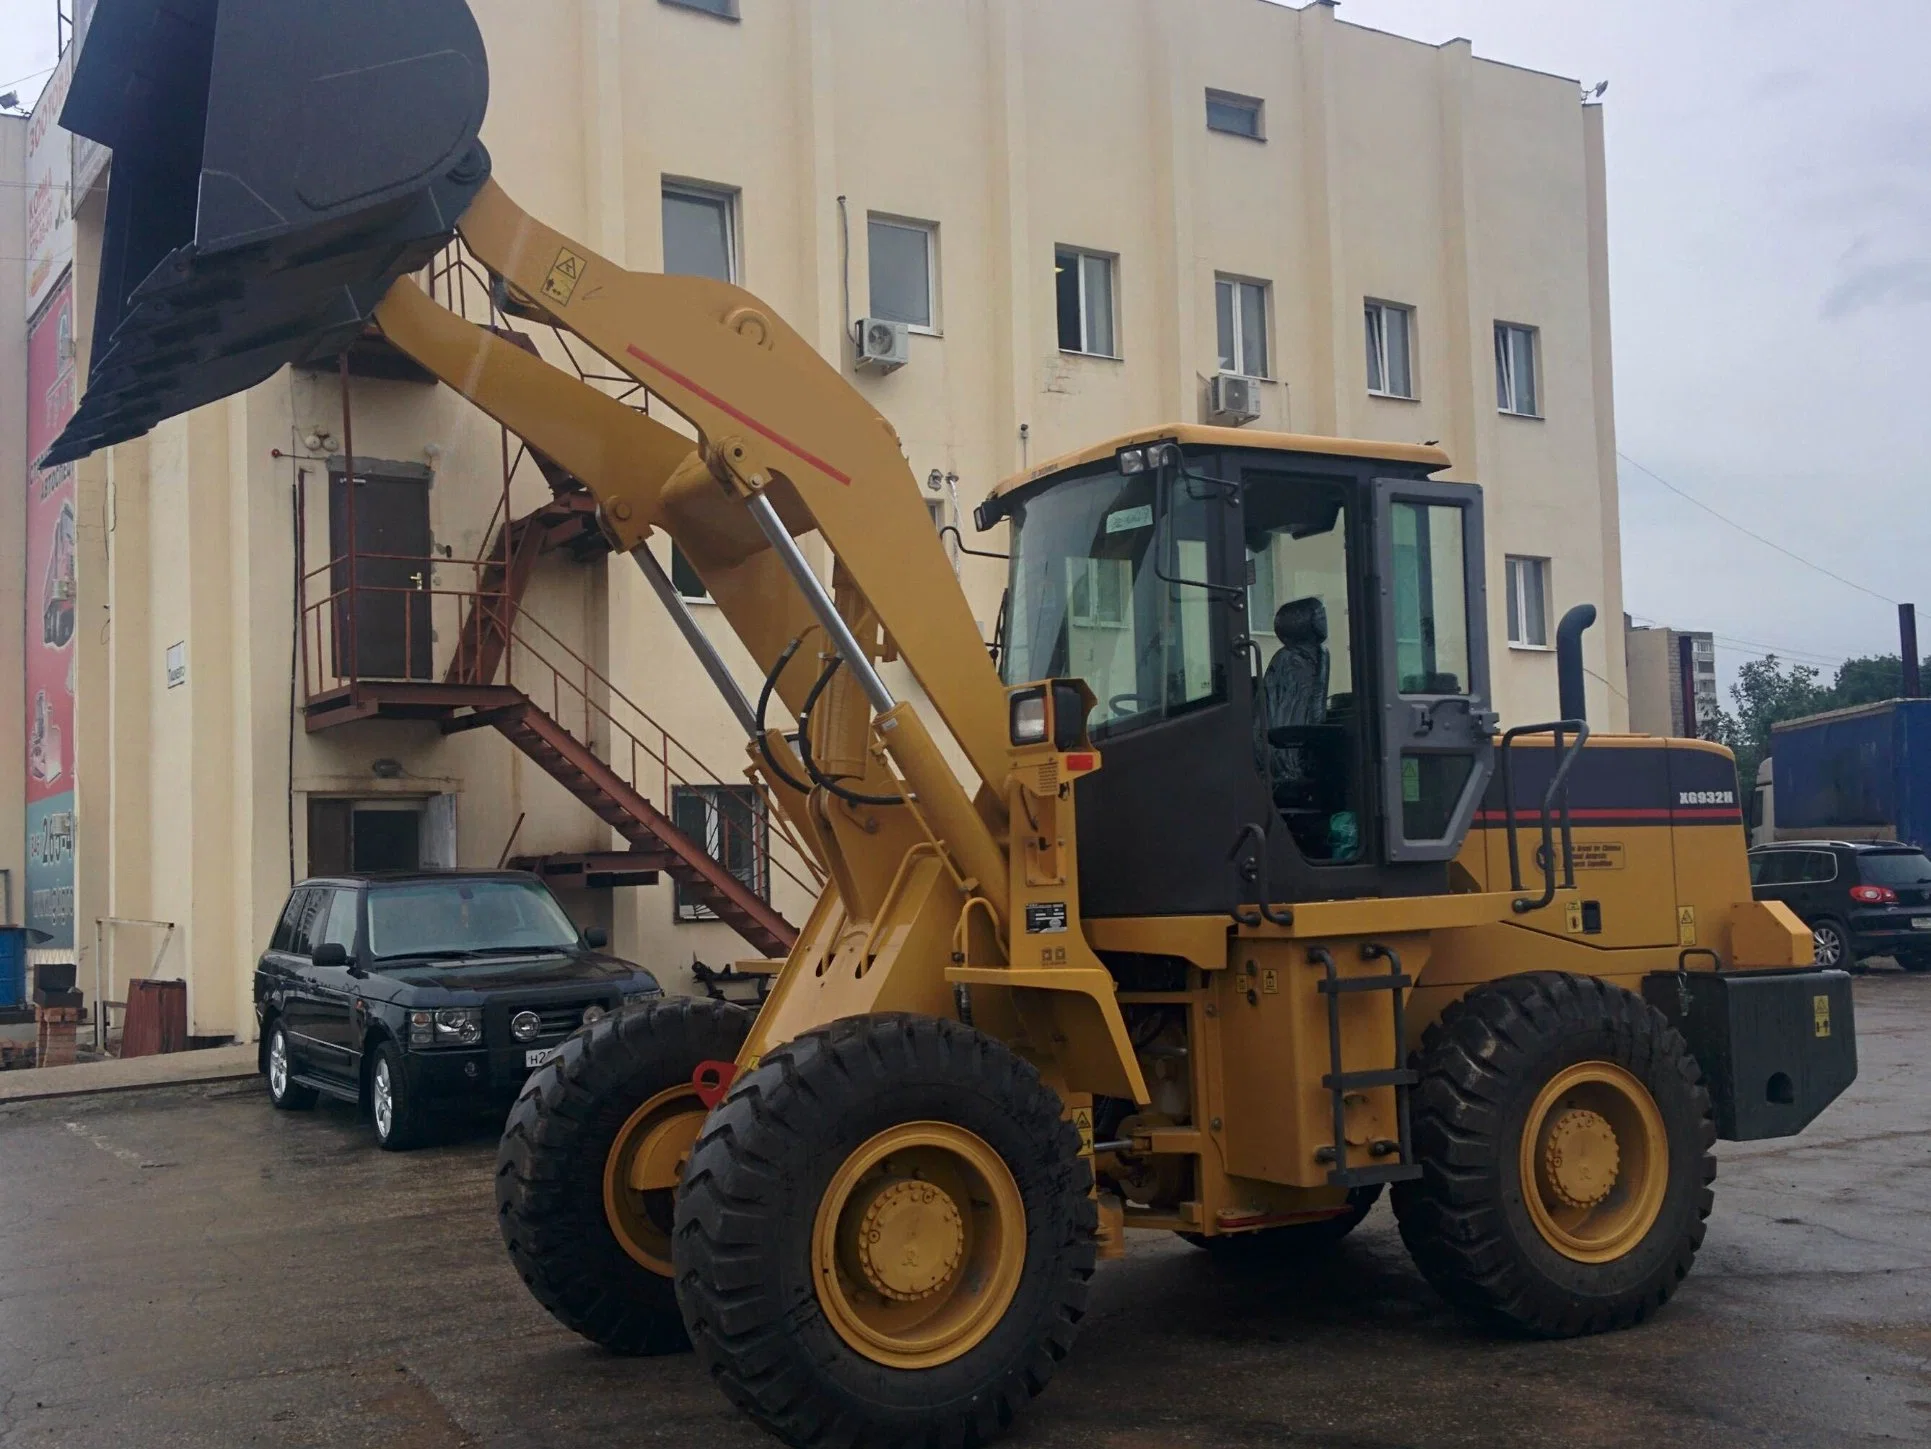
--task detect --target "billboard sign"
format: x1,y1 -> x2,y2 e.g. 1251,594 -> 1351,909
25,276 -> 78,951
25,46 -> 75,316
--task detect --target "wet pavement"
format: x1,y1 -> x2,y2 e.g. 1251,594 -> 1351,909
2,974 -> 1928,1449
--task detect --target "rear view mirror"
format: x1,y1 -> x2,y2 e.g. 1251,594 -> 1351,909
311,942 -> 350,968
582,927 -> 610,951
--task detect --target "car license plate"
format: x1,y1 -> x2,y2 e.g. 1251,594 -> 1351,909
1913,918 -> 1931,931
525,1045 -> 561,1069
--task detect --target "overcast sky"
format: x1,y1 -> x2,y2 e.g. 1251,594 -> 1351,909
4,0 -> 1921,694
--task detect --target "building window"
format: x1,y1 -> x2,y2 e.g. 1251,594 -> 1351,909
670,542 -> 707,601
1505,555 -> 1550,648
671,785 -> 769,921
662,183 -> 737,282
868,216 -> 937,331
1205,89 -> 1264,139
1069,558 -> 1131,629
1364,300 -> 1414,399
660,0 -> 738,18
1056,247 -> 1118,357
1215,276 -> 1269,379
1495,321 -> 1540,416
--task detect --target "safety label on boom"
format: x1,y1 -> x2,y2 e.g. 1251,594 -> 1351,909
542,247 -> 588,306
1025,901 -> 1069,934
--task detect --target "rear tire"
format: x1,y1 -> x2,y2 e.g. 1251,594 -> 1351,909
495,996 -> 750,1356
1392,972 -> 1714,1338
1897,952 -> 1931,973
674,1014 -> 1095,1449
1180,1184 -> 1382,1258
264,1020 -> 317,1111
1811,917 -> 1850,971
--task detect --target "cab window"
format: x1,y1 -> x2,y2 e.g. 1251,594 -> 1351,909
1002,466 -> 1224,735
1243,473 -> 1362,863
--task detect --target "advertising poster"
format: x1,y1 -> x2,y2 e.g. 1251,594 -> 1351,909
25,275 -> 78,952
24,46 -> 75,318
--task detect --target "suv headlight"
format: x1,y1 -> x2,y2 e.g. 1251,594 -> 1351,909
409,1007 -> 481,1048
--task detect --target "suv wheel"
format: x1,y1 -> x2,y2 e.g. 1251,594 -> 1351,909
1811,918 -> 1850,971
370,1040 -> 426,1151
265,1021 -> 318,1111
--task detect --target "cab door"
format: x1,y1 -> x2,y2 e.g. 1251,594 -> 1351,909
1371,479 -> 1496,862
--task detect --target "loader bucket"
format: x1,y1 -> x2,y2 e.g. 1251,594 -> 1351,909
41,0 -> 492,467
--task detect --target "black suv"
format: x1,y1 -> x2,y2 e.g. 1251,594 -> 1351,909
1747,841 -> 1931,972
254,871 -> 662,1149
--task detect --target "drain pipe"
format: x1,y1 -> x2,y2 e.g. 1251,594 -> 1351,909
1556,604 -> 1597,723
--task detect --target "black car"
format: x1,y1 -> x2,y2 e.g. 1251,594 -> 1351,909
254,870 -> 662,1149
1747,840 -> 1931,972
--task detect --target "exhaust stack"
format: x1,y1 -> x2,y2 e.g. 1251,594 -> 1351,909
43,0 -> 493,466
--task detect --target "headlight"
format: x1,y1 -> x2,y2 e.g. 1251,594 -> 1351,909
410,1007 -> 481,1048
1009,688 -> 1047,745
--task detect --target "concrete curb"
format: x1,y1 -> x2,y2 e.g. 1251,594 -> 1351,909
0,1044 -> 260,1104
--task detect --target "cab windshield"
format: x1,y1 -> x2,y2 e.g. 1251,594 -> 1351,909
367,878 -> 581,960
1000,466 -> 1221,734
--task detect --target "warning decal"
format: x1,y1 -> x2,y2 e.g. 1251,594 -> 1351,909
1072,1107 -> 1094,1157
1813,995 -> 1831,1038
542,247 -> 588,306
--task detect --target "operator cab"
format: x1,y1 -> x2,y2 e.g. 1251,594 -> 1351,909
981,426 -> 1495,919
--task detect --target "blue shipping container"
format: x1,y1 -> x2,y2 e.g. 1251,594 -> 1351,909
0,927 -> 24,1011
1771,698 -> 1931,850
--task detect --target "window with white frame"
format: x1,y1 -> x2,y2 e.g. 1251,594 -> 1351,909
1215,276 -> 1269,379
1505,555 -> 1550,647
1055,247 -> 1118,357
1495,322 -> 1540,416
1364,300 -> 1414,398
662,183 -> 737,282
868,216 -> 938,331
1068,557 -> 1131,629
1205,89 -> 1264,139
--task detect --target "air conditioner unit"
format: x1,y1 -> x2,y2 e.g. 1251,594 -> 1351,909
854,317 -> 910,374
1207,372 -> 1261,425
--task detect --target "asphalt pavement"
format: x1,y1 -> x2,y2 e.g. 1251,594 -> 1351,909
2,974 -> 1928,1448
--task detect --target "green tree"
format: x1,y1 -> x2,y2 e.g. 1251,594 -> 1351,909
1827,653 -> 1931,708
1722,655 -> 1830,790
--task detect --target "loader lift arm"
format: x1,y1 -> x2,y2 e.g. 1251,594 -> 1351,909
371,183 -> 1148,1107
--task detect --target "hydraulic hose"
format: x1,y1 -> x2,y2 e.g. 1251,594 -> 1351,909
753,637 -> 814,796
796,655 -> 906,808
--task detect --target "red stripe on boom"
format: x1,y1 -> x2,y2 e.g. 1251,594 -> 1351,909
625,343 -> 853,485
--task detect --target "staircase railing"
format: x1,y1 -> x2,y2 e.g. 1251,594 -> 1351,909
505,609 -> 824,902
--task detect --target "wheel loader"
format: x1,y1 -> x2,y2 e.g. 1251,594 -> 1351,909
53,5 -> 1857,1445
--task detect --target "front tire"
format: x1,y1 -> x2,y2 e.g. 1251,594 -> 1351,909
1392,972 -> 1715,1338
495,996 -> 750,1356
369,1040 -> 427,1151
264,1020 -> 317,1111
674,1014 -> 1095,1449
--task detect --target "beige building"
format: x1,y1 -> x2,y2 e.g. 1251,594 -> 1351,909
45,0 -> 1627,1041
1626,620 -> 1717,738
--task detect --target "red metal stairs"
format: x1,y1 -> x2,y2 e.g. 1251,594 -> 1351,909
462,697 -> 796,958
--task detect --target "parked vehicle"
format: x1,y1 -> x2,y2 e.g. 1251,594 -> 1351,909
254,871 -> 660,1149
1748,840 -> 1931,970
1767,698 -> 1931,850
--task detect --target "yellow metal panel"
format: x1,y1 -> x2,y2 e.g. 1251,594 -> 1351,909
1729,899 -> 1813,969
992,425 -> 1452,499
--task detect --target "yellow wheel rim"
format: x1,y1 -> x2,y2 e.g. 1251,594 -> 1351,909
602,1084 -> 707,1276
1519,1061 -> 1669,1264
811,1122 -> 1026,1369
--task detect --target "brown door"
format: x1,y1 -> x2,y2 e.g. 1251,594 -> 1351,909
330,471 -> 432,679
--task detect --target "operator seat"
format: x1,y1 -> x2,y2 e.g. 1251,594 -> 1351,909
1254,597 -> 1329,807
